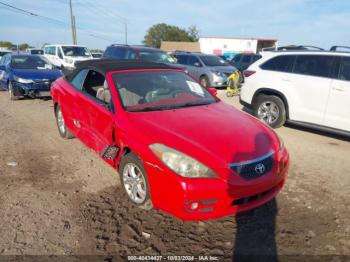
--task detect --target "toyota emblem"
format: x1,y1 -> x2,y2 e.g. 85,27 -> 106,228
255,163 -> 265,174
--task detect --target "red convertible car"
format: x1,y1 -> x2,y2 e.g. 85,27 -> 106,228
51,59 -> 289,221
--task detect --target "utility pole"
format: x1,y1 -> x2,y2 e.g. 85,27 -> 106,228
69,0 -> 77,44
73,15 -> 77,44
125,22 -> 128,45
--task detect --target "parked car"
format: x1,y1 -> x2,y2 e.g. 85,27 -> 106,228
0,54 -> 62,100
103,44 -> 177,64
0,49 -> 12,59
229,53 -> 262,72
172,52 -> 238,88
240,49 -> 350,135
43,44 -> 93,71
26,48 -> 44,55
51,59 -> 289,221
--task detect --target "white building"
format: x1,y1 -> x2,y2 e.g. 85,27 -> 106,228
199,37 -> 278,57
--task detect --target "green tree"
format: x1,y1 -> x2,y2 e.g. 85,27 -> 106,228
187,25 -> 199,42
143,23 -> 200,48
18,43 -> 31,51
0,41 -> 13,49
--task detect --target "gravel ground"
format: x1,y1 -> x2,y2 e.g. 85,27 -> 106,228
0,90 -> 349,261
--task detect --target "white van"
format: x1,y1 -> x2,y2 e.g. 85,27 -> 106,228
43,44 -> 93,70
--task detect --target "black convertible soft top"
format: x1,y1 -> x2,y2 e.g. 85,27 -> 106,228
66,59 -> 181,81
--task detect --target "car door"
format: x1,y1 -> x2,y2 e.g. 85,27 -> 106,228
324,56 -> 350,131
288,55 -> 333,125
77,69 -> 116,165
187,55 -> 203,81
60,69 -> 89,137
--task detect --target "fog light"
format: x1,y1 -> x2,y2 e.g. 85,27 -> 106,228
190,202 -> 199,210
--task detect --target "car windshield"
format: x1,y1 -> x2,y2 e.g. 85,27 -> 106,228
0,51 -> 11,56
92,53 -> 102,58
11,56 -> 53,70
113,71 -> 217,112
200,55 -> 229,66
30,49 -> 44,55
139,51 -> 176,63
62,46 -> 91,57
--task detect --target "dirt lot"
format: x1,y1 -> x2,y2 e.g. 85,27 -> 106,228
0,90 -> 349,261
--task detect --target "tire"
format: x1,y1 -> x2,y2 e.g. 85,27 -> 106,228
253,95 -> 286,128
199,75 -> 210,88
119,152 -> 153,210
55,105 -> 74,139
8,82 -> 19,101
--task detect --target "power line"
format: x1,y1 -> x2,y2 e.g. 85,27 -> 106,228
76,0 -> 128,44
0,1 -> 115,43
0,1 -> 68,27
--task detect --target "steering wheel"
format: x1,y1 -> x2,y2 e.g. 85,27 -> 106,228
145,88 -> 171,103
169,89 -> 186,98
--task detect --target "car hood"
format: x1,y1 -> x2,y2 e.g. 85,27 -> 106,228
13,69 -> 62,81
125,102 -> 278,170
208,65 -> 237,73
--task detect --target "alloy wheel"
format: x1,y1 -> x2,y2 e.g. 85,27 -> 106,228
57,108 -> 66,134
122,163 -> 147,204
257,101 -> 280,125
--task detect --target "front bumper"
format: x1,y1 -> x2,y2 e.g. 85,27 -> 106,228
12,81 -> 52,98
210,74 -> 228,88
144,149 -> 289,221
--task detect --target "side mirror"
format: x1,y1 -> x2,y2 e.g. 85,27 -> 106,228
208,87 -> 217,96
194,62 -> 201,67
0,65 -> 6,71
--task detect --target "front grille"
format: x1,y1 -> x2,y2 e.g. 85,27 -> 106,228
232,186 -> 276,206
230,152 -> 274,180
32,80 -> 52,89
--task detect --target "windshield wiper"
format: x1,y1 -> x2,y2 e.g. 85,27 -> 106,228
128,105 -> 175,112
174,101 -> 214,108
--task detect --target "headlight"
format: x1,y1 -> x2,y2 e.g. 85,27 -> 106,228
64,58 -> 73,64
149,143 -> 217,178
13,76 -> 34,84
211,71 -> 226,78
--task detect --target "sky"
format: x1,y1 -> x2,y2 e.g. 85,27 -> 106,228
0,0 -> 349,50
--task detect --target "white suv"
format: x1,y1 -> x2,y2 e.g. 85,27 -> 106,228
240,49 -> 350,135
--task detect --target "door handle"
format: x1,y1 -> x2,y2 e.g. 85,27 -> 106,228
282,78 -> 291,82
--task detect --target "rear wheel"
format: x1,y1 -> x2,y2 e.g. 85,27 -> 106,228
253,95 -> 286,128
55,105 -> 74,139
8,82 -> 19,101
119,152 -> 152,210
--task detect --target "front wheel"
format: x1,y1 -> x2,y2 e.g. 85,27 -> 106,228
119,152 -> 152,210
55,105 -> 74,139
8,82 -> 19,101
253,95 -> 286,128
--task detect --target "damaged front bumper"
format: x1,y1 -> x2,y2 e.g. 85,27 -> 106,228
11,81 -> 52,98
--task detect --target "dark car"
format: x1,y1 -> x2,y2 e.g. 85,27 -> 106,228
229,53 -> 262,72
0,54 -> 62,100
103,44 -> 177,64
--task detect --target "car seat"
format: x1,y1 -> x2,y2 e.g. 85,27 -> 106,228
96,81 -> 111,104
